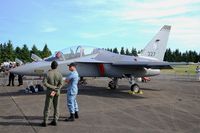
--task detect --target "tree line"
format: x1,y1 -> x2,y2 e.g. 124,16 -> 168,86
164,48 -> 200,63
106,47 -> 200,63
0,40 -> 51,63
0,41 -> 199,63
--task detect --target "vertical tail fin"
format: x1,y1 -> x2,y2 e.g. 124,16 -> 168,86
140,25 -> 171,61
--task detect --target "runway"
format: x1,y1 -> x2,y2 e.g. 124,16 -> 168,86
0,77 -> 200,133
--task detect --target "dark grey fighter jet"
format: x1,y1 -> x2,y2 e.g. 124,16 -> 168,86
10,25 -> 171,93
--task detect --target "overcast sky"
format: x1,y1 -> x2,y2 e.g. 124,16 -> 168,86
0,0 -> 200,53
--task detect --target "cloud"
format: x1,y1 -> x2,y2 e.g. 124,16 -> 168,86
99,0 -> 200,51
27,0 -> 200,51
80,32 -> 104,39
142,16 -> 200,50
41,27 -> 58,33
73,0 -> 107,7
111,0 -> 200,21
119,7 -> 196,20
40,21 -> 58,33
71,0 -> 200,51
79,28 -> 125,39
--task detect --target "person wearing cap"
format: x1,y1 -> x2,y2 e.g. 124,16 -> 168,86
41,61 -> 63,127
65,63 -> 79,121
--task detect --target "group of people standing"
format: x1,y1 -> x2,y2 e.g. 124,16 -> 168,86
41,61 -> 79,127
6,63 -> 23,86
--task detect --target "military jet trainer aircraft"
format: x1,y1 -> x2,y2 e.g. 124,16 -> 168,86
11,25 -> 171,93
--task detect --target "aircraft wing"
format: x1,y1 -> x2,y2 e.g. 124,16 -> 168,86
75,58 -> 172,69
74,58 -> 110,64
112,61 -> 173,69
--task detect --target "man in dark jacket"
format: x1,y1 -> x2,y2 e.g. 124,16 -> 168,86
7,63 -> 15,86
16,63 -> 23,86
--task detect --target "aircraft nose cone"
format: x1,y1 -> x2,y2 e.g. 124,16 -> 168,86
10,66 -> 25,75
9,63 -> 35,75
9,61 -> 51,76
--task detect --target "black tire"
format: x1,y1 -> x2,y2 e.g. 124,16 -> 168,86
131,84 -> 140,93
108,81 -> 116,89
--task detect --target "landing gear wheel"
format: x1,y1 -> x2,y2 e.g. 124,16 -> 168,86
108,81 -> 117,89
131,84 -> 140,93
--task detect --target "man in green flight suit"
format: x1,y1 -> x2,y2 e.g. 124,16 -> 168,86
41,61 -> 63,127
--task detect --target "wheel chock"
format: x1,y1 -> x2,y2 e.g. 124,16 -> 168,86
128,90 -> 143,95
139,90 -> 143,94
128,91 -> 134,95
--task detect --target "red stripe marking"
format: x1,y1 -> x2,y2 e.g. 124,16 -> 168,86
99,64 -> 105,76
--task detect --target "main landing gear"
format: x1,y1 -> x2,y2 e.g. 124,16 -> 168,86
128,76 -> 143,94
78,77 -> 87,85
108,76 -> 143,94
108,77 -> 118,89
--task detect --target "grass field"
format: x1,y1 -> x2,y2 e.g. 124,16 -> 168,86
161,65 -> 199,75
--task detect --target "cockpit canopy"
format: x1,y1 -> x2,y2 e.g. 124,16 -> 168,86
44,46 -> 101,61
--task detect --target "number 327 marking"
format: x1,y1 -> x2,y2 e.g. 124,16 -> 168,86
148,52 -> 155,56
